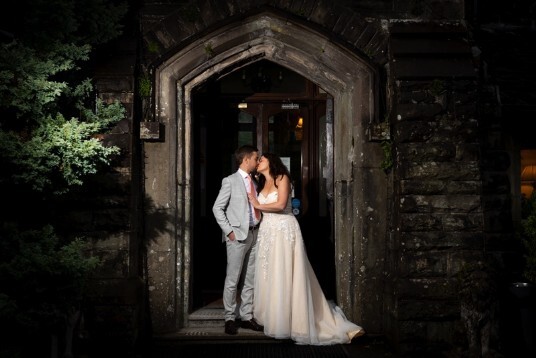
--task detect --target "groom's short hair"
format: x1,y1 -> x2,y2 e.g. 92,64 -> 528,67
235,145 -> 258,166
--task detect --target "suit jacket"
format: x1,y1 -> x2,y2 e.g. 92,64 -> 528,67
213,171 -> 252,242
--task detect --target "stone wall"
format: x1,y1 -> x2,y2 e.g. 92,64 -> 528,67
388,21 -> 483,353
85,36 -> 146,353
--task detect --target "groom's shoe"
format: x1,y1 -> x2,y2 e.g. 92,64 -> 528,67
225,320 -> 238,335
240,319 -> 264,331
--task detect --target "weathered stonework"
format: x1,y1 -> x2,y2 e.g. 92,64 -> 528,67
83,0 -> 527,356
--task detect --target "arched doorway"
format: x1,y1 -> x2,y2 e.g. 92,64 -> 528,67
144,11 -> 385,333
191,59 -> 336,312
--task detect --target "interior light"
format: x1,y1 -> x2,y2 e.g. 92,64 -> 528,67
522,165 -> 536,182
296,117 -> 303,129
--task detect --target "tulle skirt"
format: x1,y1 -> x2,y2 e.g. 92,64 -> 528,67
253,210 -> 364,345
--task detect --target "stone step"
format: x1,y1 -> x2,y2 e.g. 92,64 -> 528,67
187,298 -> 225,327
169,297 -> 274,342
155,326 -> 273,343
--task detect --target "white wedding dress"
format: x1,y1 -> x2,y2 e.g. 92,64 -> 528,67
253,191 -> 365,345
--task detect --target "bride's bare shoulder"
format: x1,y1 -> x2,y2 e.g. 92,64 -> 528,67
275,174 -> 290,185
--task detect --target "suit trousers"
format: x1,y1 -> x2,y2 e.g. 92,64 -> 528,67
223,228 -> 258,322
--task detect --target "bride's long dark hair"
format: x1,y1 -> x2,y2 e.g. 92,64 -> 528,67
257,152 -> 292,193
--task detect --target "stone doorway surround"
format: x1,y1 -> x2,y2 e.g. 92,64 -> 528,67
142,8 -> 390,336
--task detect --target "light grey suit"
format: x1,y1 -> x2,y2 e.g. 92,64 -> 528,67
213,170 -> 259,322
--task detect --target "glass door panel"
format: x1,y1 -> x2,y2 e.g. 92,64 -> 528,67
238,104 -> 308,216
237,111 -> 256,149
267,109 -> 305,216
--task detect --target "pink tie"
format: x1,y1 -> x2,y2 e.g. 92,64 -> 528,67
248,176 -> 260,220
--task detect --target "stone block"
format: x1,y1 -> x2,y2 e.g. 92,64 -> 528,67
140,122 -> 165,141
367,121 -> 390,141
397,299 -> 460,320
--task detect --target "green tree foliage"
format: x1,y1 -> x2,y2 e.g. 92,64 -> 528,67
0,103 -> 122,194
0,225 -> 100,335
0,0 -> 127,193
0,0 -> 128,355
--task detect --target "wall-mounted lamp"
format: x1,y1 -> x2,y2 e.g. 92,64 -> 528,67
295,117 -> 303,129
294,117 -> 303,141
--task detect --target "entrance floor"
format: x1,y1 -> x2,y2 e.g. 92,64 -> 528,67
158,298 -> 271,342
150,335 -> 394,358
149,299 -> 396,357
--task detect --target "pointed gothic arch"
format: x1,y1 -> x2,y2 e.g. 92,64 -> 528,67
143,10 -> 389,334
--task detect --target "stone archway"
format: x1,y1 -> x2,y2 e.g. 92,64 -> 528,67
143,10 -> 388,334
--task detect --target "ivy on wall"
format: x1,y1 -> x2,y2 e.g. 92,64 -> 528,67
380,140 -> 393,172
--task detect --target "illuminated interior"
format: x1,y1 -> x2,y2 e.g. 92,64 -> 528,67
521,150 -> 536,198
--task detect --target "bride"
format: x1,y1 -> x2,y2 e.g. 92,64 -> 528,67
248,152 -> 365,345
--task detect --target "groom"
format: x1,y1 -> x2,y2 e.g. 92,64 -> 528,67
212,144 -> 264,335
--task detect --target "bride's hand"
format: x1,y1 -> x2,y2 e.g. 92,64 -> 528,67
248,192 -> 259,207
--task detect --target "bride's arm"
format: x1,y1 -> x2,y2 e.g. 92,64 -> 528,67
248,175 -> 290,212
